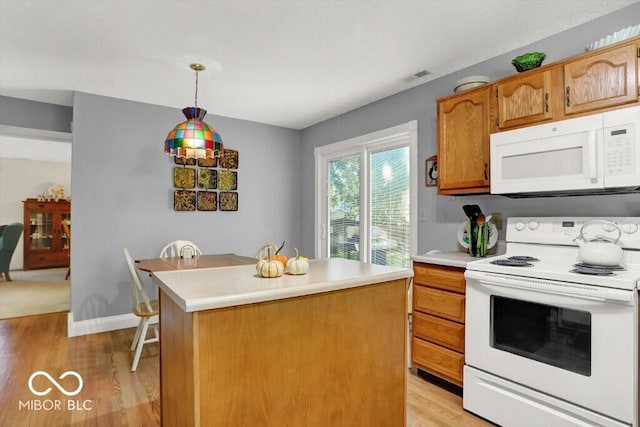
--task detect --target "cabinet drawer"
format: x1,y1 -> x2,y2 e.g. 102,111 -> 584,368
413,311 -> 464,352
412,337 -> 464,386
413,263 -> 465,293
414,285 -> 465,322
25,252 -> 68,270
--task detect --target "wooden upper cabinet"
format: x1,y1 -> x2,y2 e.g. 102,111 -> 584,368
497,69 -> 554,129
564,43 -> 639,116
437,85 -> 492,195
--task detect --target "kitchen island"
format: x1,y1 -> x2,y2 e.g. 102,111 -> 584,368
152,257 -> 413,427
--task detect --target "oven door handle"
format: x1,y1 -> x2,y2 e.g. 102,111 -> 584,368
465,270 -> 635,304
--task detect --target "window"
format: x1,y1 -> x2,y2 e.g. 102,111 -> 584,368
315,121 -> 417,267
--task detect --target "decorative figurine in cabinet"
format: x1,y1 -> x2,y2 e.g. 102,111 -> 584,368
23,199 -> 71,270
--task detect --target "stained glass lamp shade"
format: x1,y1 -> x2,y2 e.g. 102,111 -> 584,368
165,107 -> 223,159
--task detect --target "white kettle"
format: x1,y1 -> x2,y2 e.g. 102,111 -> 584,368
574,220 -> 623,266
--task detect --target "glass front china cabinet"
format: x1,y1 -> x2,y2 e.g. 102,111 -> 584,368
23,199 -> 71,270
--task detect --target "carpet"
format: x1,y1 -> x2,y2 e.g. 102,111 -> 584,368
0,268 -> 70,319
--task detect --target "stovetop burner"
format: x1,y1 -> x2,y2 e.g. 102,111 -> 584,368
508,256 -> 540,262
571,266 -> 615,276
573,263 -> 625,270
490,259 -> 533,267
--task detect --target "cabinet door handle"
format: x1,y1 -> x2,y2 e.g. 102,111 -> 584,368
544,92 -> 549,113
484,163 -> 488,180
565,86 -> 571,107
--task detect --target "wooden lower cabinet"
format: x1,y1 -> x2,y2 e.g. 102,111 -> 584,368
412,262 -> 466,387
414,286 -> 465,323
160,278 -> 409,426
413,311 -> 465,352
412,337 -> 465,385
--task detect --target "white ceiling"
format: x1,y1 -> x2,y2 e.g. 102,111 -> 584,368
0,0 -> 637,129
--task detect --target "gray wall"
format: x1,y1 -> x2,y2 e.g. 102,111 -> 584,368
0,95 -> 72,133
70,92 -> 301,321
300,2 -> 640,256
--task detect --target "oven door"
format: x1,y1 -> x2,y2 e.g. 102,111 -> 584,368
465,270 -> 638,424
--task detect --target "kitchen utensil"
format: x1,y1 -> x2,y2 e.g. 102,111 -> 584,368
462,204 -> 482,222
457,221 -> 498,250
462,205 -> 484,256
574,220 -> 624,266
474,214 -> 488,257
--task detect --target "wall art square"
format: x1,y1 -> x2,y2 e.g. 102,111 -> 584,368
198,169 -> 217,190
197,157 -> 217,168
219,149 -> 239,169
219,192 -> 238,211
174,190 -> 196,211
218,170 -> 237,191
174,156 -> 196,166
197,191 -> 217,211
174,167 -> 196,189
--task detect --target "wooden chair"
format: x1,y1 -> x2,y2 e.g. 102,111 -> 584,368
159,240 -> 202,258
62,222 -> 71,280
123,248 -> 159,372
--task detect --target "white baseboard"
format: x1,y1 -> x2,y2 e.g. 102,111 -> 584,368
67,311 -> 139,337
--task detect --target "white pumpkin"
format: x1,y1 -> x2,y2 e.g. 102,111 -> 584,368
256,248 -> 284,278
286,248 -> 309,275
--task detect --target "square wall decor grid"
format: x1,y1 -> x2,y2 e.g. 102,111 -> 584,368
172,149 -> 239,212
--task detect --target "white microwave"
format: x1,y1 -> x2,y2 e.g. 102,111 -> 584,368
490,105 -> 640,197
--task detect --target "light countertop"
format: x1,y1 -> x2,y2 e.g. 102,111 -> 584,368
412,244 -> 505,269
152,257 -> 413,313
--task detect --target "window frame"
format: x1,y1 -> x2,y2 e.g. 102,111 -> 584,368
314,121 -> 418,262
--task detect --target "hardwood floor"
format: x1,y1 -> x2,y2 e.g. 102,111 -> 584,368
0,312 -> 492,426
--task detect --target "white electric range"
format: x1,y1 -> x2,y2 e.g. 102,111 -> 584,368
463,217 -> 640,427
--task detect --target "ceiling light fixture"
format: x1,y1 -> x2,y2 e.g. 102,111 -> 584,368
164,63 -> 223,159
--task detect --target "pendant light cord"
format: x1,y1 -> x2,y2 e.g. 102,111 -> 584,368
194,69 -> 199,108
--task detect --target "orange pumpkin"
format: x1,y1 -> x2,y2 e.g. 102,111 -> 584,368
264,240 -> 288,266
271,253 -> 288,266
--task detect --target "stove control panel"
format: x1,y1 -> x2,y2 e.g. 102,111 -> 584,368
506,217 -> 640,249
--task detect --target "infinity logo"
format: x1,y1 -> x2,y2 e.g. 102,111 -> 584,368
28,371 -> 84,397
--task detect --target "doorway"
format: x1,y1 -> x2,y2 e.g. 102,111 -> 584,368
0,133 -> 71,317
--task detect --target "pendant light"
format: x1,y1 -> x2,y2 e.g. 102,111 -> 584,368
164,63 -> 223,159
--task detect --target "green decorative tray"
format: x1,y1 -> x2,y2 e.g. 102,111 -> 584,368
512,52 -> 546,72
